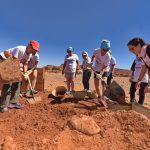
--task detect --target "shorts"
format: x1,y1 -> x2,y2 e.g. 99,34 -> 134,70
94,71 -> 109,78
65,72 -> 76,79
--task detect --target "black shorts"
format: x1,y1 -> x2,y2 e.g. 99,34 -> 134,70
94,71 -> 109,78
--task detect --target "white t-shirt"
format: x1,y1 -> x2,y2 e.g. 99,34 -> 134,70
93,48 -> 111,72
138,45 -> 150,67
0,46 -> 31,62
82,57 -> 91,70
64,54 -> 79,73
132,57 -> 148,83
109,56 -> 116,73
28,53 -> 39,69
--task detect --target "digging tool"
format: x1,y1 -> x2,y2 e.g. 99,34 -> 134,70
26,76 -> 41,104
90,66 -> 108,88
89,66 -> 126,104
22,69 -> 41,104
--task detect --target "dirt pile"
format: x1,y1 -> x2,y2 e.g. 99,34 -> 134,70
0,91 -> 149,150
0,72 -> 150,150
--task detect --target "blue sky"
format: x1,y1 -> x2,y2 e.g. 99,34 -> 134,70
0,0 -> 150,69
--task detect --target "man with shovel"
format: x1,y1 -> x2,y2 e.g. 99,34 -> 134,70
0,40 -> 40,112
91,39 -> 111,103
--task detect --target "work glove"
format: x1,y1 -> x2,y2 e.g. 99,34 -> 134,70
22,72 -> 29,80
96,73 -> 102,79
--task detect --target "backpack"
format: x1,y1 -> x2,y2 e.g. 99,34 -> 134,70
141,45 -> 150,70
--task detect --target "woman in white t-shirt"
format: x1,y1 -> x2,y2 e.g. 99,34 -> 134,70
62,47 -> 80,95
127,37 -> 150,93
130,56 -> 148,105
91,40 -> 111,100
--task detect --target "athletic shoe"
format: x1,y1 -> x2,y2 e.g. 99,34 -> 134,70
8,103 -> 24,109
32,89 -> 38,94
0,107 -> 8,113
66,91 -> 71,95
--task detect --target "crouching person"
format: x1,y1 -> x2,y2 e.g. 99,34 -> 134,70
91,39 -> 111,100
0,40 -> 40,112
25,53 -> 39,98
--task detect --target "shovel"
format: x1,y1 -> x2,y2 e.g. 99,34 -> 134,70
26,76 -> 41,104
90,67 -> 108,88
90,66 -> 125,104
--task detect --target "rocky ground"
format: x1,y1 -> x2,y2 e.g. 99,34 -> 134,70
0,72 -> 150,150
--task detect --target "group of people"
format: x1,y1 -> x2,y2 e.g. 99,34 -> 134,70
62,39 -> 116,101
0,37 -> 150,113
62,37 -> 150,105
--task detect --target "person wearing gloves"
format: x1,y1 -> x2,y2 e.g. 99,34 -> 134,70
91,39 -> 111,100
107,51 -> 116,85
62,47 -> 80,95
25,52 -> 39,98
0,40 -> 40,112
130,56 -> 148,105
81,51 -> 92,91
127,37 -> 150,92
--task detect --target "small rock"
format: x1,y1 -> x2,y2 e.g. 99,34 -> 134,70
2,136 -> 17,150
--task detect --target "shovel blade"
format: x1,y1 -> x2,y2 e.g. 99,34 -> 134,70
26,96 -> 42,104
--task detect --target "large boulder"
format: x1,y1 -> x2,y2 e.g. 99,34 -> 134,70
104,80 -> 126,104
69,115 -> 100,135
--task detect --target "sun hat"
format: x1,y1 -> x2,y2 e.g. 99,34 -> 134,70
67,47 -> 74,52
100,39 -> 110,49
29,40 -> 40,51
82,51 -> 88,56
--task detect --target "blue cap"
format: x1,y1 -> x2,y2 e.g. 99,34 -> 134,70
100,40 -> 110,49
67,47 -> 74,52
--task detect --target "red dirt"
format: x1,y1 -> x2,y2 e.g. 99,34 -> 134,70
0,72 -> 150,150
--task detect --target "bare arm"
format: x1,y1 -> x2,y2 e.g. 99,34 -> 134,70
62,61 -> 67,74
23,61 -> 28,73
76,60 -> 80,70
91,55 -> 95,63
100,65 -> 107,75
138,65 -> 147,81
111,64 -> 116,73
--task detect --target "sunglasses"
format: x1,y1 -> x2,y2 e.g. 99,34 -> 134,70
102,48 -> 109,52
67,51 -> 72,53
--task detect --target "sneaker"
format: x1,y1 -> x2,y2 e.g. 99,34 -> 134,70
32,89 -> 38,94
66,91 -> 71,95
0,107 -> 8,113
8,103 -> 24,109
98,98 -> 107,107
25,90 -> 32,98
